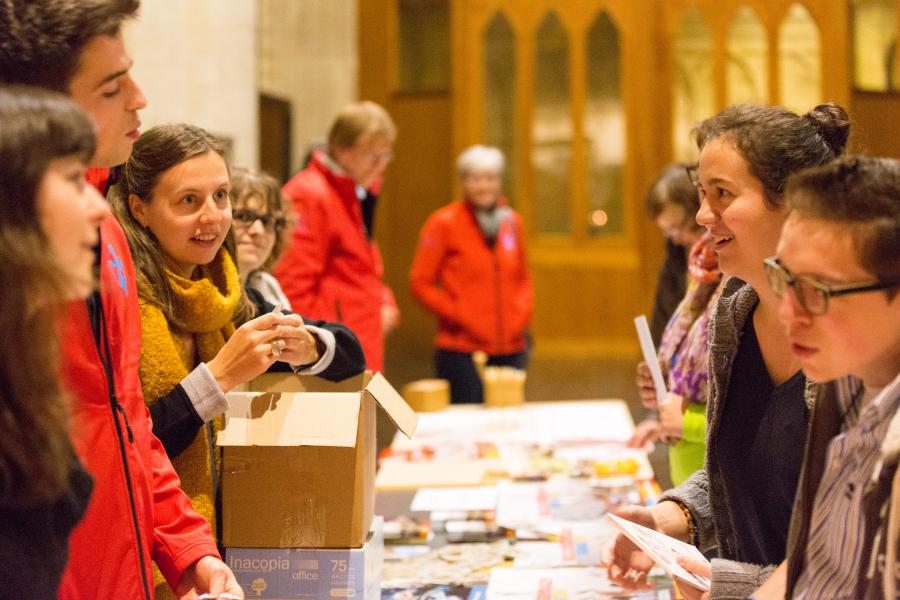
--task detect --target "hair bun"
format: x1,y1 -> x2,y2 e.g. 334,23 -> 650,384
804,103 -> 851,157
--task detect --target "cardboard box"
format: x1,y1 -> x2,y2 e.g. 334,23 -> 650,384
219,373 -> 417,548
401,378 -> 449,412
227,517 -> 383,599
241,371 -> 372,394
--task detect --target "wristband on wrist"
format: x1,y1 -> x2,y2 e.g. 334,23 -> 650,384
672,500 -> 698,546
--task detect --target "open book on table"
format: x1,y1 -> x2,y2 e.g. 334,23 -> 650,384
607,513 -> 711,592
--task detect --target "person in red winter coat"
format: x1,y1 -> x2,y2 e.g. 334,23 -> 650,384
274,101 -> 399,373
0,2 -> 242,598
410,145 -> 534,403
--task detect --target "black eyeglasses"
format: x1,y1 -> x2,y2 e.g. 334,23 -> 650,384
232,209 -> 286,231
764,256 -> 900,315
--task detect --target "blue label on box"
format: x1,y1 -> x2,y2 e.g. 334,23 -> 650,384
227,519 -> 382,599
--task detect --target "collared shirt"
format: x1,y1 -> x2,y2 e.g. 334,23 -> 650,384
795,374 -> 900,599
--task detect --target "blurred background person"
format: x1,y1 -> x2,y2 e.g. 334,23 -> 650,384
629,164 -> 715,487
274,101 -> 398,373
410,144 -> 533,404
0,86 -> 109,599
230,166 -> 295,309
646,163 -> 705,345
230,165 -> 366,376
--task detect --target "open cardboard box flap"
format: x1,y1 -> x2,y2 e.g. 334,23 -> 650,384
364,372 -> 418,438
218,372 -> 417,448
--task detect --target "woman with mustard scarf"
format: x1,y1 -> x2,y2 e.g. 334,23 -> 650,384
111,123 -> 365,598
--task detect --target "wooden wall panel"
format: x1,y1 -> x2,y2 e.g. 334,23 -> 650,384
360,0 -> 854,362
852,92 -> 900,159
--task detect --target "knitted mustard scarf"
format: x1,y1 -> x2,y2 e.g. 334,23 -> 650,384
138,248 -> 240,598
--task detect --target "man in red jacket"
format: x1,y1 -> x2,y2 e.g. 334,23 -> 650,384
0,1 -> 241,598
274,101 -> 399,373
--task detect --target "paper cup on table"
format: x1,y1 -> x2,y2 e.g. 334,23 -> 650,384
483,366 -> 526,406
401,378 -> 450,412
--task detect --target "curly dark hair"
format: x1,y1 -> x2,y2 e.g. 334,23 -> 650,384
0,0 -> 140,90
692,103 -> 851,208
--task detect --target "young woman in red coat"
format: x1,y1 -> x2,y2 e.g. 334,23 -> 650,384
411,145 -> 534,403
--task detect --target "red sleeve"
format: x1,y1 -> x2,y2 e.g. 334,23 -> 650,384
511,213 -> 534,334
274,188 -> 331,319
369,240 -> 398,314
409,213 -> 458,324
146,405 -> 220,589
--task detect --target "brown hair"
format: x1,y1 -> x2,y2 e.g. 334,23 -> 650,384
110,123 -> 255,330
693,103 -> 851,208
229,166 -> 296,274
0,85 -> 96,506
646,162 -> 701,221
0,0 -> 140,91
327,101 -> 397,151
786,155 -> 900,297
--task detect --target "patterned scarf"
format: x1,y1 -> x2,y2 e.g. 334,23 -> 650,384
658,231 -> 724,402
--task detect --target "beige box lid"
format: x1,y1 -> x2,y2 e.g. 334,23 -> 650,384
218,372 -> 417,448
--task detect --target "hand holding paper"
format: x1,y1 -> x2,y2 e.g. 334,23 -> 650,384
606,513 -> 711,592
634,315 -> 668,407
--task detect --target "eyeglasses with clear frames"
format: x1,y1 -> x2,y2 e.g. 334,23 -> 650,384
763,256 -> 900,315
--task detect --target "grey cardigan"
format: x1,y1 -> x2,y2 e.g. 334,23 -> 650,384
659,277 -> 816,599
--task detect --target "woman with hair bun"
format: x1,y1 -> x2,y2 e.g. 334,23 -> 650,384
605,103 -> 851,599
410,144 -> 533,404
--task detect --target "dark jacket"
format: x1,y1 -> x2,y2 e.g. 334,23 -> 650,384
651,239 -> 688,345
659,278 -> 817,599
0,457 -> 92,599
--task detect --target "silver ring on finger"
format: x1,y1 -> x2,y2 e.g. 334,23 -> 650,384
269,339 -> 284,357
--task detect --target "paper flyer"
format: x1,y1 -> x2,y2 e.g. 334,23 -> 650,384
633,315 -> 669,406
606,514 -> 710,592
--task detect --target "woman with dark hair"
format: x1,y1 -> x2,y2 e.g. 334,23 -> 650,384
110,124 -> 363,598
605,103 -> 851,599
630,163 -> 715,487
0,86 -> 110,597
645,162 -> 706,343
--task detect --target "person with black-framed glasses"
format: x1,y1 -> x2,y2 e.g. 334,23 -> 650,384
764,255 -> 900,316
769,155 -> 900,600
